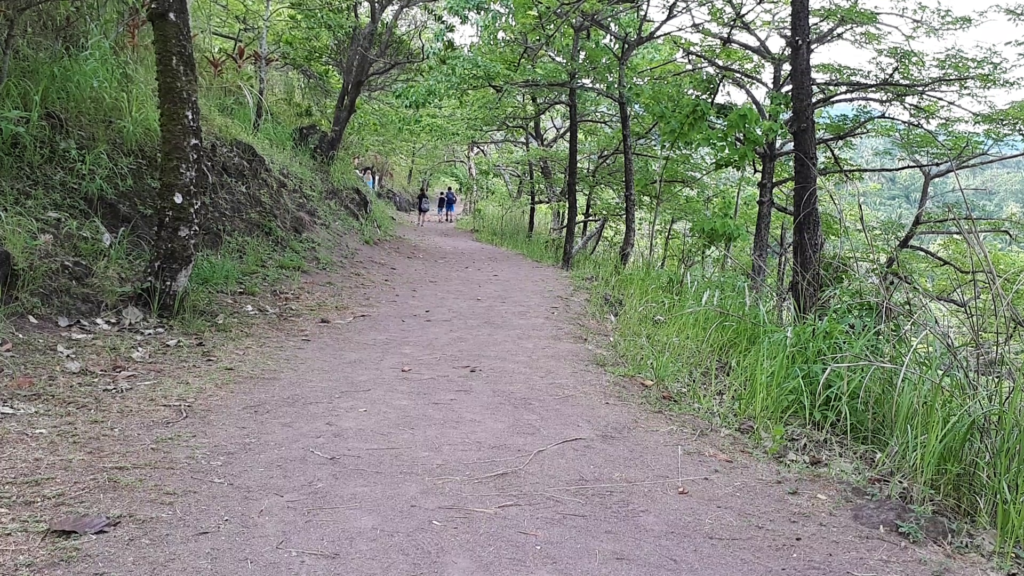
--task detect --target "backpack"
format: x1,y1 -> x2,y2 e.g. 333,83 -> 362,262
419,197 -> 431,211
446,191 -> 457,205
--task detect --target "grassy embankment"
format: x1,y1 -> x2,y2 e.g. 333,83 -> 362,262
467,204 -> 1024,557
0,36 -> 393,329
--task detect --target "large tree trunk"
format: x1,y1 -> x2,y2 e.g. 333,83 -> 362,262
252,0 -> 271,132
789,0 -> 822,317
147,0 -> 206,314
561,27 -> 581,270
616,58 -> 637,267
317,86 -> 358,161
750,144 -> 778,290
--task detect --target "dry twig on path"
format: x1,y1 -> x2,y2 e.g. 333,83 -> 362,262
475,437 -> 586,480
545,476 -> 709,491
275,539 -> 337,558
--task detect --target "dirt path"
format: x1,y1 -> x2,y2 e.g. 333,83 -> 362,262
61,222 -> 970,576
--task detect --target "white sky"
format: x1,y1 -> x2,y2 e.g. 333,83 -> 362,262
821,0 -> 1022,102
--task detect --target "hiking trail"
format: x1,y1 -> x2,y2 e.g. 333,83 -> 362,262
67,221 -> 970,576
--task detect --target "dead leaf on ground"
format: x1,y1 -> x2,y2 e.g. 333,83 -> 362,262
56,344 -> 74,357
634,377 -> 655,388
27,315 -> 39,324
121,305 -> 144,326
0,341 -> 12,352
57,316 -> 72,328
661,391 -> 674,401
401,367 -> 412,373
11,376 -> 35,389
165,339 -> 179,347
677,486 -> 690,495
704,449 -> 734,463
64,361 -> 82,374
116,371 -> 138,380
738,420 -> 756,435
48,515 -> 119,535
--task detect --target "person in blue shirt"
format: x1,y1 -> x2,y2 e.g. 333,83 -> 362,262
444,187 -> 458,223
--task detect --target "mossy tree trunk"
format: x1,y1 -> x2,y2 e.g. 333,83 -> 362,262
147,0 -> 206,314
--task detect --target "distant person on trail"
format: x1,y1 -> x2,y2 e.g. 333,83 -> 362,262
416,189 -> 430,226
444,187 -> 457,223
437,192 -> 446,222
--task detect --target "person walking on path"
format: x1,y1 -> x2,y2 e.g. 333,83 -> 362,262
437,192 -> 446,223
416,189 -> 430,226
444,187 -> 458,223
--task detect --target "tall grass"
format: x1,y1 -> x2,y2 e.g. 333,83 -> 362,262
469,204 -> 1024,554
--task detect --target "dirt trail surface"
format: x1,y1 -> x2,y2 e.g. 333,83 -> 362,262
59,222 -> 968,576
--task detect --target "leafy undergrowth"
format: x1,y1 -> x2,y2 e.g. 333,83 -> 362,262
467,206 -> 1024,562
0,245 -> 366,572
0,33 -> 379,320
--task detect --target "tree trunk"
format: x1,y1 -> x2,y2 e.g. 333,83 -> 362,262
617,57 -> 637,267
750,145 -> 777,290
647,160 -> 665,262
776,222 -> 789,323
659,217 -> 676,269
884,173 -> 933,270
581,187 -> 594,237
252,0 -> 270,133
0,12 -> 18,93
722,178 -> 743,269
789,0 -> 822,317
147,0 -> 206,314
570,219 -> 605,261
561,27 -> 581,271
466,144 -> 478,216
527,157 -> 536,238
317,87 -> 358,161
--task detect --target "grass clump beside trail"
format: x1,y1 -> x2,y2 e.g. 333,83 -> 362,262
0,31 -> 388,327
468,205 -> 1024,556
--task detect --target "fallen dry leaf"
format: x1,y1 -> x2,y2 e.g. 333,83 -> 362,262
57,316 -> 72,328
677,486 -> 689,495
704,449 -> 734,463
11,376 -> 34,390
121,305 -> 144,326
48,515 -> 119,535
401,367 -> 412,373
0,341 -> 12,352
661,391 -> 674,401
27,315 -> 38,324
64,361 -> 82,374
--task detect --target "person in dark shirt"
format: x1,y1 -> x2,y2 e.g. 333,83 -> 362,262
444,187 -> 457,223
416,189 -> 430,227
437,192 -> 446,223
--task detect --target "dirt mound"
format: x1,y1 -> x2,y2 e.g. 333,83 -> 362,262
2,137 -> 369,314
